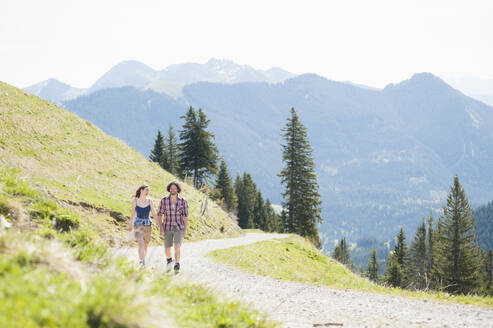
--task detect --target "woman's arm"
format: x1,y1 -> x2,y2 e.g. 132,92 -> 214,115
129,200 -> 136,231
150,199 -> 157,220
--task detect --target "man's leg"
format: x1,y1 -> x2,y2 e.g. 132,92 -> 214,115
174,243 -> 180,263
173,229 -> 183,272
164,230 -> 174,270
164,229 -> 173,258
165,247 -> 172,259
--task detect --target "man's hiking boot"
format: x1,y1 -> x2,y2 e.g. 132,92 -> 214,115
174,262 -> 180,274
166,258 -> 173,271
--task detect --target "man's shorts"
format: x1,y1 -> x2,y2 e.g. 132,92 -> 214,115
134,225 -> 152,244
164,226 -> 183,248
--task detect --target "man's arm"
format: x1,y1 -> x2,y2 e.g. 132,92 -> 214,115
183,200 -> 189,237
157,199 -> 165,235
158,215 -> 164,235
183,216 -> 188,236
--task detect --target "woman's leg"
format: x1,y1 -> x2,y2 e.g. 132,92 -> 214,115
143,226 -> 151,258
138,238 -> 145,261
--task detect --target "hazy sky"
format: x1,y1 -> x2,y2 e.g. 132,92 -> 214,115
1,0 -> 492,89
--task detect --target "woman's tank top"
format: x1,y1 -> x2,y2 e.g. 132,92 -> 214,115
135,201 -> 151,218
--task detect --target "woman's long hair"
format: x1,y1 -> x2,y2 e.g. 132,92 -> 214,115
134,184 -> 149,198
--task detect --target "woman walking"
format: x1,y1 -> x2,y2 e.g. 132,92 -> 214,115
129,184 -> 157,266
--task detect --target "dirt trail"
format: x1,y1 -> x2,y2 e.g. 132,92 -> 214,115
117,233 -> 493,328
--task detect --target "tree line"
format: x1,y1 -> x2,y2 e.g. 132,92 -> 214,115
150,106 -> 323,245
333,176 -> 493,296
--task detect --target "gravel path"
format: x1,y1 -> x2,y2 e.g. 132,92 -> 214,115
116,233 -> 493,328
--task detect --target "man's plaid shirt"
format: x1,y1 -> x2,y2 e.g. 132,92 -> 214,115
157,195 -> 189,231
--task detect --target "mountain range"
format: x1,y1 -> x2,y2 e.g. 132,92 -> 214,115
22,59 -> 493,248
25,58 -> 295,104
24,78 -> 86,104
445,76 -> 493,107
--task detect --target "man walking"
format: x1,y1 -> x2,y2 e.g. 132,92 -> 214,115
157,181 -> 189,273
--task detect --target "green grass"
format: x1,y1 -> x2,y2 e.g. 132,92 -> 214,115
0,164 -> 277,328
151,279 -> 277,328
0,231 -> 143,328
0,232 -> 277,328
0,82 -> 241,242
0,165 -> 109,264
208,235 -> 493,307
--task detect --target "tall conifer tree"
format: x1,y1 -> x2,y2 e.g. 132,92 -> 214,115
384,228 -> 409,288
427,211 -> 435,285
215,159 -> 236,212
431,216 -> 446,287
434,175 -> 482,294
150,130 -> 167,169
334,237 -> 351,265
164,124 -> 180,176
485,250 -> 493,295
280,209 -> 288,233
384,254 -> 403,287
253,191 -> 268,230
394,227 -> 409,268
179,106 -> 218,187
367,249 -> 380,282
236,173 -> 256,229
279,108 -> 323,247
409,219 -> 428,289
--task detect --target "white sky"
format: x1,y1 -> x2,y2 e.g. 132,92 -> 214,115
1,0 -> 492,89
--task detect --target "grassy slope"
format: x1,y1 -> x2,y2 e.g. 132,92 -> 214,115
0,81 -> 241,242
209,235 -> 493,307
0,81 -> 276,326
0,165 -> 276,328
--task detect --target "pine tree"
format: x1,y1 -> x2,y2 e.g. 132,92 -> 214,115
394,227 -> 409,268
333,242 -> 341,263
265,199 -> 282,232
164,124 -> 180,176
384,254 -> 403,287
253,191 -> 268,230
215,159 -> 236,212
236,173 -> 256,229
409,219 -> 428,289
384,228 -> 409,288
485,250 -> 493,295
234,174 -> 242,198
149,130 -> 167,169
279,108 -> 323,247
280,209 -> 288,233
359,265 -> 365,277
179,106 -> 218,188
431,216 -> 446,288
426,211 -> 435,287
333,237 -> 351,266
434,175 -> 482,294
367,249 -> 380,282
